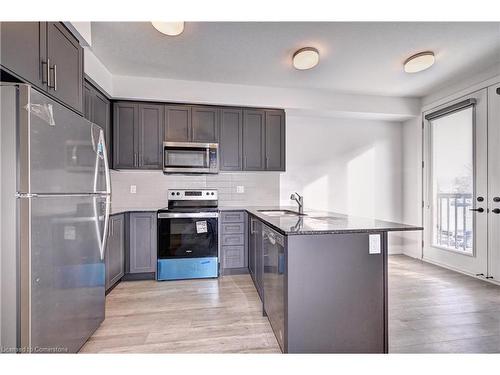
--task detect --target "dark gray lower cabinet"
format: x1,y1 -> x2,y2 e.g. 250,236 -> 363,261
248,216 -> 263,300
105,214 -> 125,292
220,211 -> 248,274
127,212 -> 157,274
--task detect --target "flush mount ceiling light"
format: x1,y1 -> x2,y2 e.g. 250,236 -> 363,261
151,21 -> 185,36
404,51 -> 435,73
292,47 -> 320,70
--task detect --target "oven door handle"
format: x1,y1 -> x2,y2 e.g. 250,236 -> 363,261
157,212 -> 219,219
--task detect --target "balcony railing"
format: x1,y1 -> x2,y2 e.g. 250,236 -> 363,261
434,193 -> 473,252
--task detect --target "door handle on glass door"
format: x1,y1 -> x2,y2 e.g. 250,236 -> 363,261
470,208 -> 484,213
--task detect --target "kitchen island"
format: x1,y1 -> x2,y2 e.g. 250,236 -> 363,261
232,206 -> 422,354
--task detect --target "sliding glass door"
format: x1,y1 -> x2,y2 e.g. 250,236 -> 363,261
423,89 -> 488,276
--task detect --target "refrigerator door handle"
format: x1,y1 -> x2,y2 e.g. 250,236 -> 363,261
92,127 -> 112,259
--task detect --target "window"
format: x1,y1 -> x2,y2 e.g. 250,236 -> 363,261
430,106 -> 474,253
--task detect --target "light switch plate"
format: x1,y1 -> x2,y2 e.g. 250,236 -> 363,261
369,234 -> 381,254
236,185 -> 245,194
130,185 -> 137,194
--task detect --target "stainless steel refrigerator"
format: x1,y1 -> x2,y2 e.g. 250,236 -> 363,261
0,83 -> 111,353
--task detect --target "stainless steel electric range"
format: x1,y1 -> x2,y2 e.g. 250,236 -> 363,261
157,189 -> 219,281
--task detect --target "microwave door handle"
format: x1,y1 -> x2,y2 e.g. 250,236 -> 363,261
206,148 -> 210,168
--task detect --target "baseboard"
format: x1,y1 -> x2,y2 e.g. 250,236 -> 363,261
222,267 -> 249,276
422,256 -> 500,286
121,272 -> 156,281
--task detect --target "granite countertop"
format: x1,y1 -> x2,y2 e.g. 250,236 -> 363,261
110,207 -> 159,215
110,205 -> 422,236
223,206 -> 423,236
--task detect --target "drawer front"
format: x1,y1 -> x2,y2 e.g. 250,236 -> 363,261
222,234 -> 245,246
221,211 -> 245,223
223,246 -> 245,268
222,222 -> 245,234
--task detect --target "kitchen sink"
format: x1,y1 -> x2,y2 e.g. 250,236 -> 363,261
258,209 -> 307,217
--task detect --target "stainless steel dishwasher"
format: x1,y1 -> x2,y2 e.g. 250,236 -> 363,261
263,224 -> 286,351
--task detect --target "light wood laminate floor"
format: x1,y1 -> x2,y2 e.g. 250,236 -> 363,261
79,275 -> 281,353
389,255 -> 500,353
80,255 -> 500,353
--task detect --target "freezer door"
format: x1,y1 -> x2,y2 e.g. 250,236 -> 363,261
28,195 -> 107,352
25,86 -> 110,194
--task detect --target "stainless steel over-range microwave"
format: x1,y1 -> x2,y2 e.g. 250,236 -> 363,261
163,142 -> 219,174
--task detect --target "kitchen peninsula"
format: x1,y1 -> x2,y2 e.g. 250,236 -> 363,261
227,206 -> 422,353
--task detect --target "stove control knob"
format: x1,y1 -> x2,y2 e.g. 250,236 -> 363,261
171,192 -> 175,196
211,192 -> 214,195
176,192 -> 180,196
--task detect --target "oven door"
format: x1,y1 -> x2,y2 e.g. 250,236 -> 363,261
158,212 -> 218,259
163,142 -> 219,174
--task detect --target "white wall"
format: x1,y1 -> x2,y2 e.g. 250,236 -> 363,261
110,171 -> 280,212
401,117 -> 423,258
83,48 -> 113,95
280,114 -> 406,253
112,74 -> 420,121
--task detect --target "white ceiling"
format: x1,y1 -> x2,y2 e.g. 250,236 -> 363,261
91,22 -> 500,98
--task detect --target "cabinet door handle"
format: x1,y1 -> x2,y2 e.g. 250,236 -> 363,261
41,60 -> 49,85
492,208 -> 500,214
53,64 -> 57,91
134,153 -> 138,167
46,58 -> 51,87
48,63 -> 57,90
470,208 -> 484,213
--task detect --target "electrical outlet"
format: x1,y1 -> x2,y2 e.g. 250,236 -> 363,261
130,185 -> 137,194
369,234 -> 381,254
236,185 -> 245,194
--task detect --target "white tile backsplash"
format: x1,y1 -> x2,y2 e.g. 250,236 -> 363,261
110,170 -> 280,211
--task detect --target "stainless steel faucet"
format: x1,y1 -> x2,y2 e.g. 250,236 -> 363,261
290,192 -> 304,214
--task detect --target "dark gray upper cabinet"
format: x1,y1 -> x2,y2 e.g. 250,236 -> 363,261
243,109 -> 266,170
164,105 -> 191,142
84,80 -> 111,165
46,22 -> 83,113
138,103 -> 163,169
105,214 -> 125,291
114,101 -> 285,172
192,106 -> 219,143
113,102 -> 138,169
265,110 -> 286,171
0,22 -> 47,88
83,82 -> 92,119
93,90 -> 111,163
0,22 -> 83,113
128,212 -> 157,274
113,101 -> 163,170
219,108 -> 243,171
